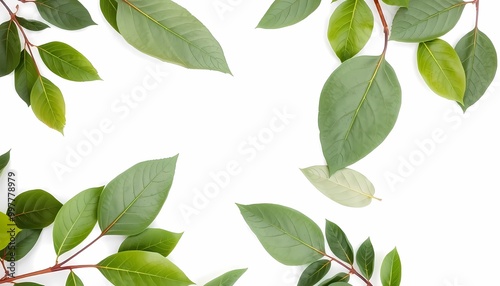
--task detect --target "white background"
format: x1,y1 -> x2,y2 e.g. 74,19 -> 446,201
1,0 -> 499,285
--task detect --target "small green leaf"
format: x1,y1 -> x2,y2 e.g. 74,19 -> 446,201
14,283 -> 44,286
455,29 -> 498,111
381,0 -> 408,7
15,50 -> 38,106
238,203 -> 325,266
100,0 -> 119,32
1,212 -> 20,250
0,20 -> 21,77
16,17 -> 50,31
119,228 -> 182,257
14,189 -> 63,229
298,259 -> 331,286
328,283 -> 352,286
301,166 -> 378,208
356,238 -> 374,279
98,251 -> 194,285
381,248 -> 402,286
30,76 -> 66,133
257,0 -> 321,29
0,150 -> 10,173
36,0 -> 96,30
418,39 -> 466,103
318,272 -> 350,286
1,229 -> 42,261
53,187 -> 103,257
66,271 -> 84,286
325,220 -> 353,265
327,0 -> 374,62
204,268 -> 247,286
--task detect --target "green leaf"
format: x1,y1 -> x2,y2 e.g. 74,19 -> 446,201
327,0 -> 373,62
204,268 -> 248,286
14,283 -> 44,286
381,248 -> 402,286
318,272 -> 350,286
455,29 -> 498,111
38,41 -> 100,81
53,187 -> 103,257
98,156 -> 178,236
116,0 -> 230,74
319,56 -> 401,175
381,0 -> 408,7
15,50 -> 38,106
66,271 -> 84,286
301,166 -> 378,208
119,228 -> 182,257
325,220 -> 353,265
98,251 -> 193,285
36,0 -> 96,30
418,39 -> 466,103
100,0 -> 119,32
298,259 -> 331,286
257,0 -> 321,29
1,212 -> 20,250
391,0 -> 465,42
1,229 -> 42,261
237,203 -> 325,266
328,283 -> 352,286
356,238 -> 374,279
30,76 -> 66,133
16,17 -> 50,31
0,20 -> 21,77
14,189 -> 63,229
0,150 -> 10,173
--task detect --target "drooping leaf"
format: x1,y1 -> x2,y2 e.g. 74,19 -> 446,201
391,0 -> 465,42
417,39 -> 466,103
30,76 -> 66,133
15,50 -> 39,106
16,17 -> 50,31
98,156 -> 178,236
356,238 -> 374,279
98,251 -> 193,285
119,228 -> 182,257
381,0 -> 408,7
53,187 -> 103,257
319,56 -> 401,175
325,220 -> 353,265
257,0 -> 321,29
1,229 -> 42,261
455,29 -> 498,111
318,272 -> 350,286
204,268 -> 248,286
237,203 -> 325,266
1,212 -> 20,250
14,190 -> 62,229
0,150 -> 10,173
301,166 -> 378,207
66,271 -> 84,286
116,0 -> 230,73
298,259 -> 331,286
36,0 -> 96,30
100,0 -> 119,32
327,0 -> 373,62
0,20 -> 21,77
381,248 -> 402,286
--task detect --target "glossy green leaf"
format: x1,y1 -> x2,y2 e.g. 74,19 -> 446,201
1,212 -> 20,250
391,0 -> 465,42
66,271 -> 84,286
36,0 -> 96,30
16,17 -> 50,31
53,187 -> 103,257
14,283 -> 44,286
238,203 -> 324,265
38,41 -> 100,82
15,50 -> 38,106
0,20 -> 21,77
356,238 -> 374,279
381,0 -> 408,7
455,29 -> 498,111
325,220 -> 353,265
100,0 -> 119,32
418,39 -> 466,103
98,156 -> 178,236
119,228 -> 182,257
98,251 -> 193,285
1,229 -> 42,261
327,0 -> 373,62
14,190 -> 62,229
204,268 -> 248,286
319,56 -> 401,175
0,150 -> 10,173
116,0 -> 230,73
381,248 -> 402,286
328,283 -> 352,286
257,0 -> 321,29
30,76 -> 66,133
301,166 -> 378,207
318,272 -> 350,286
298,259 -> 331,286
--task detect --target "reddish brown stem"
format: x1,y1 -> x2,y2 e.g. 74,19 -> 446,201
373,0 -> 389,57
0,264 -> 96,284
318,250 -> 373,286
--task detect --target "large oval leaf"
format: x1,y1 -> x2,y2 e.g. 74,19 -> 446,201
53,187 -> 103,257
100,0 -> 119,32
1,212 -> 21,250
237,203 -> 325,266
204,268 -> 247,286
257,0 -> 321,29
301,166 -> 378,207
0,150 -> 10,173
356,238 -> 374,279
118,228 -> 182,257
325,220 -> 353,265
391,0 -> 465,42
0,229 -> 42,261
327,0 -> 374,62
455,29 -> 498,111
15,50 -> 38,106
14,190 -> 62,229
36,0 -> 96,30
116,0 -> 230,74
381,248 -> 402,286
298,259 -> 331,286
30,76 -> 66,134
0,20 -> 21,77
98,251 -> 193,285
319,56 -> 401,175
98,156 -> 178,236
417,39 -> 466,103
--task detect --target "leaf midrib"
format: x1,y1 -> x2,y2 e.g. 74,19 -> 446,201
39,44 -> 95,78
422,42 -> 460,97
